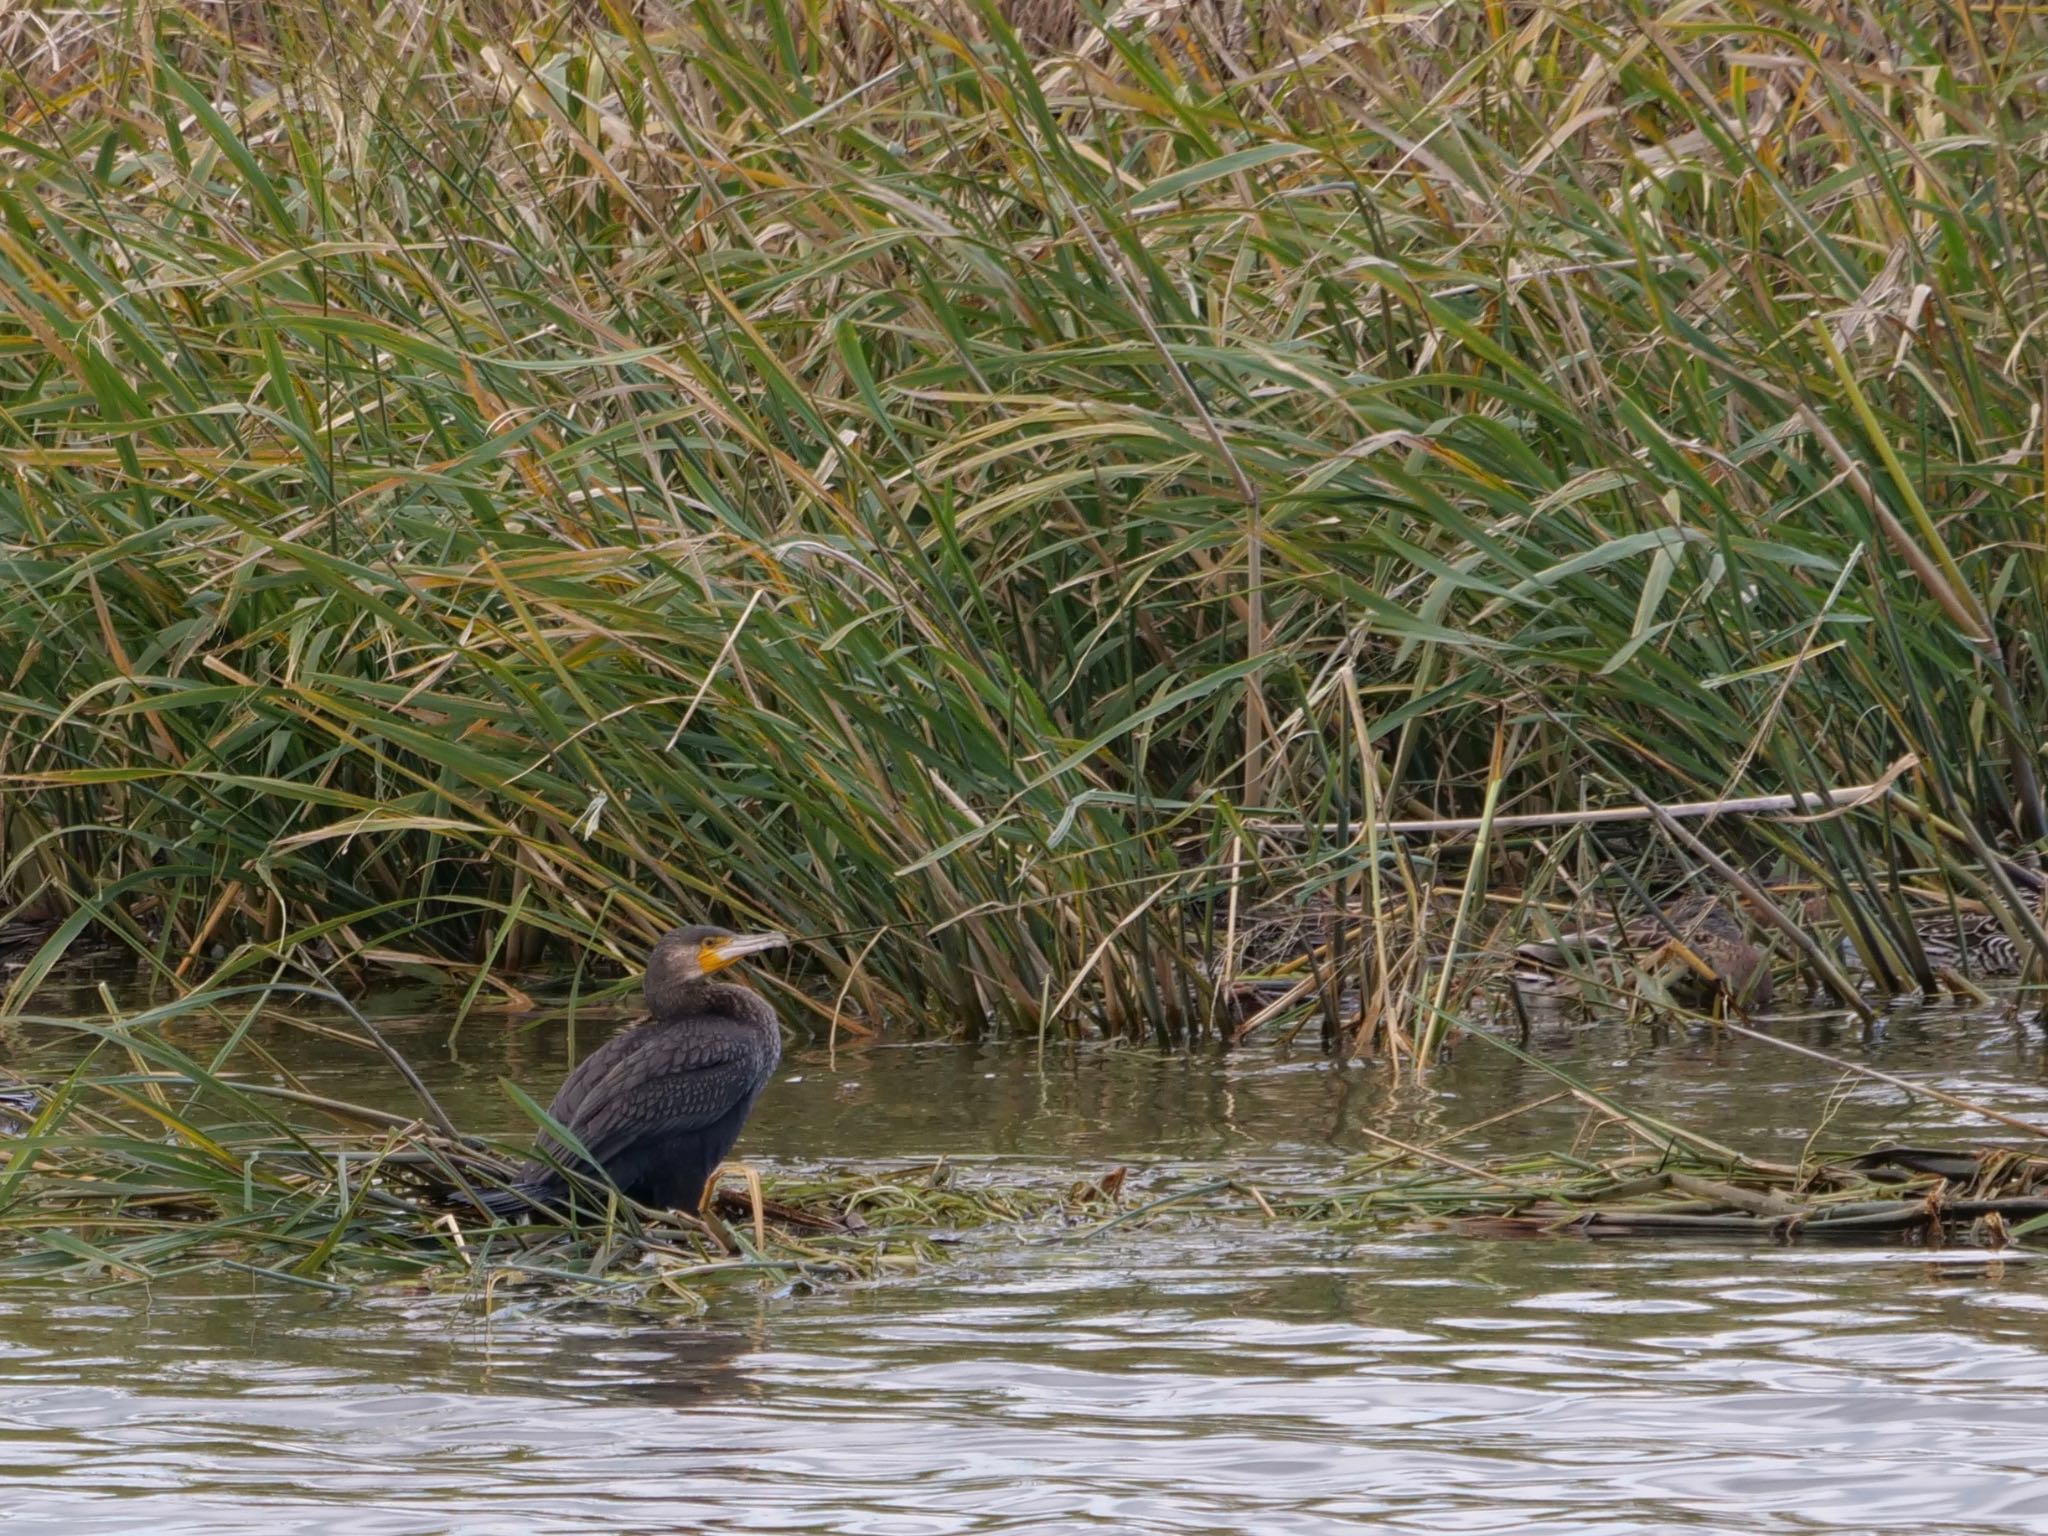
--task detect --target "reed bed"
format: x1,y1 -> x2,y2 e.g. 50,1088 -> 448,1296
4,2 -> 2048,1049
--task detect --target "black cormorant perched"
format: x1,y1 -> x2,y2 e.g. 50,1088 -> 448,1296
480,924 -> 787,1218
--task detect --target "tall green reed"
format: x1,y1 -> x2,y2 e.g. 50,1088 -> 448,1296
2,1 -> 2044,1040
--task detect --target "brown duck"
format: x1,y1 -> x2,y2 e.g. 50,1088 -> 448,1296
1512,894 -> 1774,1009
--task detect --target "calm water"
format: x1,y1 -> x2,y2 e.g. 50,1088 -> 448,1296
8,997 -> 2048,1533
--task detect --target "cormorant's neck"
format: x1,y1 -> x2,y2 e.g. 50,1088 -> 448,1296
648,975 -> 771,1025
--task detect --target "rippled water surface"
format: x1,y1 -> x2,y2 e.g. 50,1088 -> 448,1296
9,997 -> 2048,1534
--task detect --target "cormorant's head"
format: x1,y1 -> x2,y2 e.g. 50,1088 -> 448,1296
645,924 -> 788,1013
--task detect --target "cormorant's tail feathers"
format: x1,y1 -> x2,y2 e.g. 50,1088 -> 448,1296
442,1177 -> 566,1221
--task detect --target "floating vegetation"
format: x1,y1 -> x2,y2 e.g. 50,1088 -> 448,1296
1261,1144 -> 2048,1253
0,992 -> 1100,1313
0,1066 -> 1080,1315
1034,1056 -> 2048,1254
6,1010 -> 2044,1320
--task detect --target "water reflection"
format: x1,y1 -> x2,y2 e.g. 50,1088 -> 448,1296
5,1000 -> 2048,1532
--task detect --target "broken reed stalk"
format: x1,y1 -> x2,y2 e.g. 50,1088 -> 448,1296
113,984 -> 466,1143
1705,1019 -> 2048,1142
1249,769 -> 1913,838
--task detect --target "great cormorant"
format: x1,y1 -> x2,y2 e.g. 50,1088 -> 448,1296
479,924 -> 787,1219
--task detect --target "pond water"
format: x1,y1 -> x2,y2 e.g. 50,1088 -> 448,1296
7,997 -> 2048,1533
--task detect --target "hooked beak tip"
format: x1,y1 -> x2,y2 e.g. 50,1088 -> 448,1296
699,931 -> 790,973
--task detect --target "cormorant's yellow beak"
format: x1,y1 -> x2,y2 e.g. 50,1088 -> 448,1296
698,931 -> 789,974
